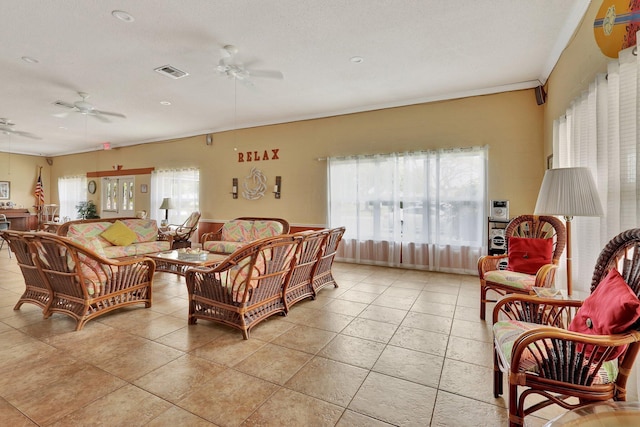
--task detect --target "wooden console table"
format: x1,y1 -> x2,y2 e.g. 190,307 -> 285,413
0,209 -> 37,231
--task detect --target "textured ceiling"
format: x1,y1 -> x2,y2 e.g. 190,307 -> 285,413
0,0 -> 590,157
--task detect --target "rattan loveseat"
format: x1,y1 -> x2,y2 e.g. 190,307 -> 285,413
2,230 -> 155,330
200,217 -> 289,255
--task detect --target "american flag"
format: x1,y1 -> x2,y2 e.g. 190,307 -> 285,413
35,169 -> 44,207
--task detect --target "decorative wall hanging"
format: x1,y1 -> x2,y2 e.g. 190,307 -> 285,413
594,0 -> 639,58
242,167 -> 267,200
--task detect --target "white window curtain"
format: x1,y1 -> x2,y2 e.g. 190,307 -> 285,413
57,175 -> 86,221
150,168 -> 200,226
328,146 -> 487,274
553,42 -> 640,400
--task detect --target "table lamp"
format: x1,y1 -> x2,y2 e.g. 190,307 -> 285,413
159,197 -> 174,227
534,167 -> 604,295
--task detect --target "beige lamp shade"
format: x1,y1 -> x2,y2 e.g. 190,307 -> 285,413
159,198 -> 175,210
534,167 -> 603,218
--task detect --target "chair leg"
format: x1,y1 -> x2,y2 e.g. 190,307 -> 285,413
480,284 -> 487,320
493,365 -> 503,397
509,383 -> 524,427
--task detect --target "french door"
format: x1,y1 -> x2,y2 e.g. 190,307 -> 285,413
100,176 -> 135,218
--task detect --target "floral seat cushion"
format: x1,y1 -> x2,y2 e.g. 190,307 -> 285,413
484,270 -> 536,291
493,319 -> 618,385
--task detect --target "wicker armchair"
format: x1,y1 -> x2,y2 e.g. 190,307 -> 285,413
1,230 -> 51,312
29,232 -> 155,331
478,215 -> 566,320
159,211 -> 201,248
492,228 -> 640,427
312,226 -> 345,296
186,234 -> 302,339
283,229 -> 328,311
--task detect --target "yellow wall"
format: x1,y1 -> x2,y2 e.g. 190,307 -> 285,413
47,89 -> 544,225
544,0 -> 609,154
0,152 -> 50,211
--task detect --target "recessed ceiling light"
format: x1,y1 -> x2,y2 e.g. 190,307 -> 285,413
350,56 -> 364,63
58,126 -> 67,130
160,101 -> 171,106
21,56 -> 39,64
112,10 -> 135,22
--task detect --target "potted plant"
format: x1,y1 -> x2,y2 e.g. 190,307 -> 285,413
76,200 -> 100,219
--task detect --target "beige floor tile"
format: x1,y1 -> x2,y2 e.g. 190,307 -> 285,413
146,406 -> 217,426
450,318 -> 493,342
338,289 -> 379,304
285,356 -> 369,407
431,390 -> 508,426
178,368 -> 278,426
192,331 -> 267,366
349,372 -> 437,426
322,299 -> 369,317
271,324 -> 336,353
154,323 -> 226,352
295,309 -> 355,333
134,354 -> 226,402
243,387 -> 344,426
245,315 -> 296,341
373,345 -> 444,388
350,282 -> 388,294
445,335 -> 494,367
400,311 -> 452,335
341,317 -> 398,343
234,342 -> 313,385
0,396 -> 38,426
411,299 -> 456,318
48,384 -> 173,426
417,291 -> 458,305
439,358 -> 507,407
371,294 -> 416,310
336,409 -> 396,426
318,334 -> 386,369
389,326 -> 449,356
358,305 -> 407,325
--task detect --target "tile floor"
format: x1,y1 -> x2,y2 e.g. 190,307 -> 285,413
0,253 -> 564,426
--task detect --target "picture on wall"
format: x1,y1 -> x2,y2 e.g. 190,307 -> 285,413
0,181 -> 9,199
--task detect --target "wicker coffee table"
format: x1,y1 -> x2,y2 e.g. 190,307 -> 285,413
146,250 -> 227,276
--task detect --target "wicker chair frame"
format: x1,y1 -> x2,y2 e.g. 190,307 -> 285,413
186,235 -> 302,339
29,232 -> 155,331
312,227 -> 345,296
283,229 -> 329,311
479,215 -> 567,320
1,230 -> 51,312
492,228 -> 640,427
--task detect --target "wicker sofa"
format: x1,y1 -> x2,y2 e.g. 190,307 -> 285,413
187,227 -> 345,339
2,230 -> 155,330
201,217 -> 289,255
57,217 -> 170,258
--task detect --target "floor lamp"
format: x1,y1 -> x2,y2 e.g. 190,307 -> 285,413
534,167 -> 604,295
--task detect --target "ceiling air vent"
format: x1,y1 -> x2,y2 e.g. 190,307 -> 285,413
154,65 -> 189,79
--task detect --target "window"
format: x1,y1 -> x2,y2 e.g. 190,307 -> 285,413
328,147 -> 487,273
58,175 -> 87,221
151,168 -> 200,225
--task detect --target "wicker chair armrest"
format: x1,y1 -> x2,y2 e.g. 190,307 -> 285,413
201,231 -> 222,243
509,328 -> 640,383
493,294 -> 582,326
533,263 -> 559,287
478,254 -> 508,277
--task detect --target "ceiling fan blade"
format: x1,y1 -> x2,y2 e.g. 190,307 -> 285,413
53,100 -> 76,109
94,110 -> 126,119
14,130 -> 42,140
246,69 -> 284,79
90,112 -> 111,123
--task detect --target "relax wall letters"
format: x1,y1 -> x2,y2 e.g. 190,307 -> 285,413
238,149 -> 280,162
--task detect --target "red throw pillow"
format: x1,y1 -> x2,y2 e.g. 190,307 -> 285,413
506,237 -> 553,275
568,269 -> 640,361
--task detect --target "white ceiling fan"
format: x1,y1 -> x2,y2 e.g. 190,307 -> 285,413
216,45 -> 284,85
53,92 -> 126,122
0,118 -> 41,139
